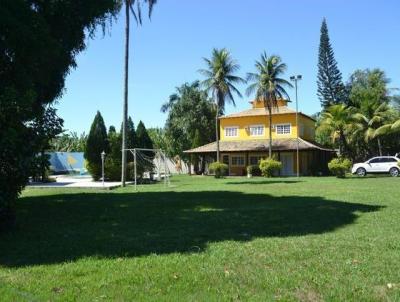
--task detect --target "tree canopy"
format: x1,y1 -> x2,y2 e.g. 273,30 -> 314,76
0,0 -> 120,229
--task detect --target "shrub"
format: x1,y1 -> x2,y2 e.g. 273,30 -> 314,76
247,165 -> 261,176
328,157 -> 352,178
259,158 -> 282,177
209,162 -> 228,178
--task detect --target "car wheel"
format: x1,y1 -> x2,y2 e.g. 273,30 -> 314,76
389,167 -> 399,177
356,167 -> 367,177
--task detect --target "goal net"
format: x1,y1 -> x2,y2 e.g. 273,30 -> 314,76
125,148 -> 171,190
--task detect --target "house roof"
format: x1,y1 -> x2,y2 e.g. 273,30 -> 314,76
184,138 -> 334,154
220,106 -> 316,121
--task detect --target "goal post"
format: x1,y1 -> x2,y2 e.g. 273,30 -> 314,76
123,148 -> 170,190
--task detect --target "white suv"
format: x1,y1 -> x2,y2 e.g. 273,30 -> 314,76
352,156 -> 400,177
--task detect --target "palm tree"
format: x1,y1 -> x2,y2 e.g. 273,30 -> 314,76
198,48 -> 245,162
246,53 -> 293,157
319,104 -> 354,156
121,0 -> 157,186
353,103 -> 394,156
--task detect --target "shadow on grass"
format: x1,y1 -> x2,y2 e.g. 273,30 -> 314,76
226,180 -> 302,185
0,191 -> 382,267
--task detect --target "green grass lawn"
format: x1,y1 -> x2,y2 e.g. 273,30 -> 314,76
1,175 -> 400,301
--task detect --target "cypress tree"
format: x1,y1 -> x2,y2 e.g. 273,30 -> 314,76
84,111 -> 109,180
317,18 -> 346,109
136,121 -> 154,150
121,116 -> 137,162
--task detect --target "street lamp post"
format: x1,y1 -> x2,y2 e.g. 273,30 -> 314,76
290,75 -> 302,178
101,151 -> 106,187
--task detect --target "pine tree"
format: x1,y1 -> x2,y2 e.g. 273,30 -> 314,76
108,125 -> 116,134
136,121 -> 154,150
317,18 -> 346,109
84,111 -> 109,180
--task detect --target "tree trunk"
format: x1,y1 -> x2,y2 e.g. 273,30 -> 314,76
377,137 -> 382,156
215,104 -> 220,162
268,108 -> 273,158
40,150 -> 46,182
121,1 -> 130,187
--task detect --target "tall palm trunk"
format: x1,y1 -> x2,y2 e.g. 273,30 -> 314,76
215,103 -> 220,162
268,107 -> 272,158
121,1 -> 130,186
377,137 -> 382,156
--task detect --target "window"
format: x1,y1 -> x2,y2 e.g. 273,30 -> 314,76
369,158 -> 382,164
222,155 -> 229,165
381,158 -> 398,163
276,124 -> 291,135
231,156 -> 245,166
249,125 -> 264,136
225,126 -> 238,137
249,156 -> 262,165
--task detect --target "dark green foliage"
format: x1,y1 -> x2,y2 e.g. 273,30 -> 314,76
162,82 -> 216,168
247,165 -> 261,176
328,157 -> 352,178
108,126 -> 116,134
136,121 -> 153,150
0,0 -> 120,230
259,158 -> 282,177
317,18 -> 347,108
85,111 -> 109,180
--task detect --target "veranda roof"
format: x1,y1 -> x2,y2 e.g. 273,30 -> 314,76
184,138 -> 333,154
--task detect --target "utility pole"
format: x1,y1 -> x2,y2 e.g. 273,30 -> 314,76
290,75 -> 302,178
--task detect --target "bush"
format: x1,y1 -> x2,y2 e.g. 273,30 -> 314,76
209,162 -> 228,178
328,157 -> 352,178
259,158 -> 282,177
247,165 -> 261,176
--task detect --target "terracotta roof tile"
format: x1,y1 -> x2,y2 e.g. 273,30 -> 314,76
184,138 -> 334,153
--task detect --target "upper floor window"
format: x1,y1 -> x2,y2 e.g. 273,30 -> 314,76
249,125 -> 264,136
276,123 -> 291,135
225,126 -> 238,137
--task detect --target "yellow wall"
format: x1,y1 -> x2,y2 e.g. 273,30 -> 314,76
220,113 -> 315,141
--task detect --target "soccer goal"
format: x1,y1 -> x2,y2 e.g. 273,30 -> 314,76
124,148 -> 171,190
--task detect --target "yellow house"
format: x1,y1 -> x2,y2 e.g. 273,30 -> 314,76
184,99 -> 334,176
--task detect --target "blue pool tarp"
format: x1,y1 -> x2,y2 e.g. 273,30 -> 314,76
48,152 -> 86,174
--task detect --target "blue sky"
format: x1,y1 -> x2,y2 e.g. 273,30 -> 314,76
56,0 -> 400,134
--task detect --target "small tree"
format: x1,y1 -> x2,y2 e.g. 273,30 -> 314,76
259,158 -> 282,177
328,157 -> 352,178
84,111 -> 109,180
209,162 -> 228,178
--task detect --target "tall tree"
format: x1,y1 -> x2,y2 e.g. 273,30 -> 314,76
317,18 -> 346,108
162,81 -> 216,171
246,53 -> 293,157
0,0 -> 119,230
85,111 -> 109,180
198,48 -> 245,162
121,0 -> 157,187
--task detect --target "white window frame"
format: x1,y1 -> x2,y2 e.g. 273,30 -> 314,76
275,123 -> 291,135
249,124 -> 264,136
224,126 -> 239,138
